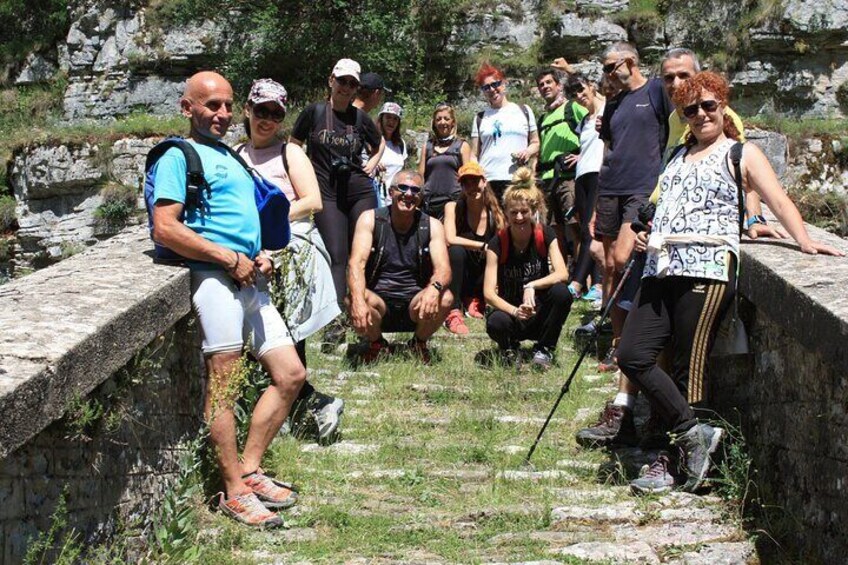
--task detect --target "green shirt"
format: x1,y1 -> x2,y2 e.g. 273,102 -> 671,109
537,100 -> 589,180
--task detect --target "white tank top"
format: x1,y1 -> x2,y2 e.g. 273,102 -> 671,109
644,138 -> 740,281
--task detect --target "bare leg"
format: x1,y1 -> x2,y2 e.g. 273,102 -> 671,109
241,345 -> 306,474
205,351 -> 251,497
346,291 -> 387,342
410,289 -> 454,340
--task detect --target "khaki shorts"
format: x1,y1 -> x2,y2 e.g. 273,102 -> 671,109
546,178 -> 577,227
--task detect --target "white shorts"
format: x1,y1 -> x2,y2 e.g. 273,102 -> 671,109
190,269 -> 293,358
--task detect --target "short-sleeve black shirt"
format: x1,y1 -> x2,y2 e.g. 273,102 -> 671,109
291,102 -> 382,201
487,225 -> 556,305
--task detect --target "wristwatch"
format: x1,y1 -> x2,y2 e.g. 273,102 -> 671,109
431,281 -> 444,292
745,215 -> 767,229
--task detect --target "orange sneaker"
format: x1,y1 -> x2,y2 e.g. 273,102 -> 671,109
242,471 -> 298,509
465,296 -> 485,319
216,491 -> 283,528
444,309 -> 469,335
361,337 -> 389,364
407,337 -> 432,364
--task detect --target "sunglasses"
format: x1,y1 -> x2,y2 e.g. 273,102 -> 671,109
480,80 -> 503,93
682,99 -> 720,119
251,105 -> 285,122
394,183 -> 422,195
566,84 -> 586,97
602,59 -> 626,75
335,76 -> 359,89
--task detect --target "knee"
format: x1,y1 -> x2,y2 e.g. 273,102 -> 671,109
440,290 -> 454,310
486,311 -> 511,333
616,340 -> 648,378
271,361 -> 307,392
548,282 -> 573,307
448,245 -> 466,263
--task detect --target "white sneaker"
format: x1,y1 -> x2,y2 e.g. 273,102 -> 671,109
312,396 -> 345,441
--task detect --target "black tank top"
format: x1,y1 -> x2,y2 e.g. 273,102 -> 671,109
424,138 -> 463,201
455,199 -> 495,243
370,216 -> 425,300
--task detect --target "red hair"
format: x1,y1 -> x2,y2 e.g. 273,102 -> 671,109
673,71 -> 740,145
475,62 -> 505,87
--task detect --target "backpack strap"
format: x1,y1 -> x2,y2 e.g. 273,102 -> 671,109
425,139 -> 434,163
646,78 -> 671,153
145,137 -> 209,212
730,142 -> 745,234
497,228 -> 509,265
476,111 -> 484,157
416,211 -> 432,284
366,206 -> 391,286
280,141 -> 289,175
534,224 -> 547,258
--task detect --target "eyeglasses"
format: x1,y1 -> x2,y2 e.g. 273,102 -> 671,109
335,76 -> 359,89
565,84 -> 586,97
480,80 -> 503,93
682,99 -> 720,119
251,105 -> 285,122
394,183 -> 422,195
602,59 -> 626,75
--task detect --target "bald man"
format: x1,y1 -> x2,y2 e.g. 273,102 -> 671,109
151,72 -> 303,528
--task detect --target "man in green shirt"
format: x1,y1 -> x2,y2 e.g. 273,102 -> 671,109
535,68 -> 588,257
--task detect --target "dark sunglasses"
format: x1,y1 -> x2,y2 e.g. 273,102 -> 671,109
602,59 -> 626,75
251,105 -> 285,122
335,76 -> 359,89
566,84 -> 586,97
682,99 -> 720,119
394,183 -> 422,195
480,80 -> 503,92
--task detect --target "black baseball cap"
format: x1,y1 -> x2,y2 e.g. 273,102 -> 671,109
360,72 -> 391,92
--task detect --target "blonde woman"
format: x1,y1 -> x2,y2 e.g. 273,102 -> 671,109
483,167 -> 573,369
418,102 -> 472,219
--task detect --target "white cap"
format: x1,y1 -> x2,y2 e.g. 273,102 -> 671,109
332,58 -> 361,81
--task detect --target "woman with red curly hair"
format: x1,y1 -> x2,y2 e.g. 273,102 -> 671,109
620,71 -> 843,497
470,63 -> 540,201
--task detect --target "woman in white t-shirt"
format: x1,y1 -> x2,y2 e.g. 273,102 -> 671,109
470,62 -> 540,201
375,102 -> 408,207
238,78 -> 343,443
564,74 -> 606,298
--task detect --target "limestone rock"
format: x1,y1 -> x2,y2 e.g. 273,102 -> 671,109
556,541 -> 660,564
547,13 -> 628,60
744,129 -> 788,180
11,144 -> 104,200
14,53 -> 58,85
110,138 -> 158,189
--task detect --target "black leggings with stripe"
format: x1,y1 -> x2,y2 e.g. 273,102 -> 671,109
616,269 -> 736,434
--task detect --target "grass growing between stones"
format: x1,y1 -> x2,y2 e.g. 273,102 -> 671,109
179,302 -> 755,563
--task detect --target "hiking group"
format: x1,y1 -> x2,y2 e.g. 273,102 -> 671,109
147,42 -> 843,528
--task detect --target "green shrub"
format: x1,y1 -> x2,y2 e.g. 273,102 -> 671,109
0,0 -> 69,69
94,184 -> 138,226
0,195 -> 16,232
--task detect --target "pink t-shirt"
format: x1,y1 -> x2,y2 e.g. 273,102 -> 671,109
237,141 -> 297,202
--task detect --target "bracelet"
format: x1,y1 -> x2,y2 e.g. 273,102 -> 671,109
512,306 -> 519,317
523,283 -> 535,290
745,215 -> 767,229
228,252 -> 240,272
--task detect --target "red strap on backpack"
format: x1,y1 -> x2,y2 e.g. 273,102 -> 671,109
497,225 -> 547,265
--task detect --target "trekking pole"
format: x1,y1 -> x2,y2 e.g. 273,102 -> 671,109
523,221 -> 648,465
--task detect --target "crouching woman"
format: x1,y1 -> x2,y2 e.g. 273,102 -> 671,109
483,167 -> 574,370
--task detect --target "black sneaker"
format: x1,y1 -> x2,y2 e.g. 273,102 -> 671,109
639,411 -> 671,450
499,345 -> 520,368
320,317 -> 347,352
575,401 -> 638,448
674,422 -> 724,492
629,451 -> 678,495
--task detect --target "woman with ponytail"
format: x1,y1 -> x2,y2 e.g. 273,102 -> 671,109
483,167 -> 574,370
418,102 -> 472,219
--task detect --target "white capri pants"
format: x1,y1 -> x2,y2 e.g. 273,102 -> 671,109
190,269 -> 293,358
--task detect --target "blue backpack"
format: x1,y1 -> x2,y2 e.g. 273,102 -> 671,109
144,137 -> 291,261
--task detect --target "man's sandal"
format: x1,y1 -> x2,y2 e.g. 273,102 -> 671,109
214,491 -> 284,528
242,470 -> 299,510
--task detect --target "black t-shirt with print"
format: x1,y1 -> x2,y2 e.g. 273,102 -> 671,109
291,102 -> 382,201
487,225 -> 556,306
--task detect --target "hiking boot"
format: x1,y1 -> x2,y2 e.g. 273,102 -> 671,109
321,317 -> 347,351
673,422 -> 724,493
407,337 -> 431,364
361,337 -> 389,364
499,346 -> 520,368
575,401 -> 638,448
574,319 -> 599,339
630,452 -> 677,495
598,346 -> 618,373
444,309 -> 470,335
531,346 -> 554,371
465,296 -> 485,319
310,391 -> 344,442
639,411 -> 671,450
242,471 -> 298,509
216,492 -> 284,528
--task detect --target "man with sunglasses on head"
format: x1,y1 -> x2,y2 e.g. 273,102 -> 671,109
574,42 -> 672,449
347,170 -> 453,365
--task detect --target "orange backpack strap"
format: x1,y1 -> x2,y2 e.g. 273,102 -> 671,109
498,228 -> 509,265
534,224 -> 547,258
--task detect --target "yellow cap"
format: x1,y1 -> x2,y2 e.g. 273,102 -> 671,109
458,161 -> 486,180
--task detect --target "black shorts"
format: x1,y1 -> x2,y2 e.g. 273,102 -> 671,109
595,193 -> 648,239
545,178 -> 576,227
380,296 -> 416,333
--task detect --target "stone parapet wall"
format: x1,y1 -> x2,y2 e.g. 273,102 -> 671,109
0,227 -> 201,564
710,216 -> 848,564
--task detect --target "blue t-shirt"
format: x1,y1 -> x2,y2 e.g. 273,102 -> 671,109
598,78 -> 669,196
152,141 -> 261,269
